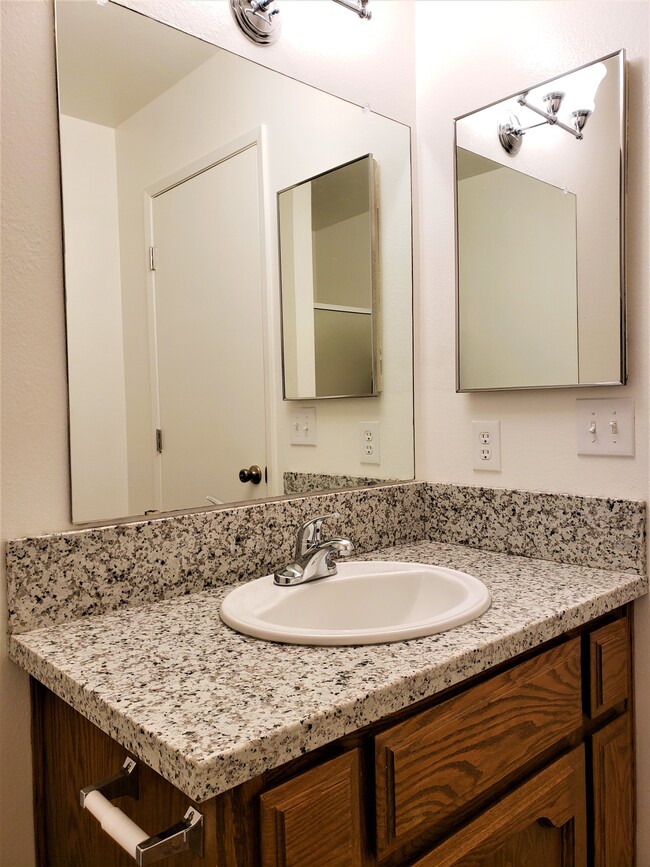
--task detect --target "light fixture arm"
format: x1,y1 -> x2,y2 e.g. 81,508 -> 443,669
331,0 -> 372,19
231,0 -> 371,45
517,93 -> 583,140
249,0 -> 279,14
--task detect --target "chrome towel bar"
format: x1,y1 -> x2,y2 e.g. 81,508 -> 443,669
80,758 -> 203,865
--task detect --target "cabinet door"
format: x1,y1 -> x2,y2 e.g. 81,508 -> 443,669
259,750 -> 363,867
411,747 -> 587,867
375,638 -> 583,857
592,712 -> 634,867
588,617 -> 630,718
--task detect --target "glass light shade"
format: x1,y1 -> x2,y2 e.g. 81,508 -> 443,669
561,62 -> 607,116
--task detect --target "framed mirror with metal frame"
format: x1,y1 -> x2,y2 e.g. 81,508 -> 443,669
55,0 -> 414,524
455,50 -> 626,392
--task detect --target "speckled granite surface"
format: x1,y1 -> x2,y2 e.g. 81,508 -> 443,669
425,484 -> 646,574
9,540 -> 646,803
8,482 -> 646,638
7,483 -> 425,634
283,472 -> 397,494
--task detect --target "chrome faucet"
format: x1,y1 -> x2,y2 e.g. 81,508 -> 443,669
273,513 -> 353,586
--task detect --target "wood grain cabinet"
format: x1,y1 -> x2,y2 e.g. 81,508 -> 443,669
259,751 -> 363,867
31,608 -> 635,867
412,747 -> 587,867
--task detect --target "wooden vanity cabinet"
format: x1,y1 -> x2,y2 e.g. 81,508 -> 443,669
31,606 -> 635,867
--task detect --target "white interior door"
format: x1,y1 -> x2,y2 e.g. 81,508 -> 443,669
151,144 -> 268,509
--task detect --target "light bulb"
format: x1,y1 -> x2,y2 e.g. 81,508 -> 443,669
561,62 -> 607,117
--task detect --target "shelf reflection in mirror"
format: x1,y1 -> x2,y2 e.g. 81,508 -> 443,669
279,155 -> 380,400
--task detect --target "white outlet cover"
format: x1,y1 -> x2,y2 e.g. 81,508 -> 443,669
360,421 -> 380,464
472,420 -> 501,471
576,398 -> 634,456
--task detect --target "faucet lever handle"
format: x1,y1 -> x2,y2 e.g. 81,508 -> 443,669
295,512 -> 340,558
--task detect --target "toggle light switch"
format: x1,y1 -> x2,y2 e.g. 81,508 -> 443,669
576,399 -> 634,456
290,408 -> 317,446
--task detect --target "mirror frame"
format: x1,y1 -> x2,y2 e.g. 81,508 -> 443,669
453,49 -> 627,393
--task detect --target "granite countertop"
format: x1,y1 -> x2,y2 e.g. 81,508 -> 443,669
9,539 -> 647,803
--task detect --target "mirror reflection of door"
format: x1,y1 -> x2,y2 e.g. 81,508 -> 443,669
149,145 -> 268,509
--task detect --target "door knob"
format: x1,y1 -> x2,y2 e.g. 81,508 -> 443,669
239,464 -> 263,484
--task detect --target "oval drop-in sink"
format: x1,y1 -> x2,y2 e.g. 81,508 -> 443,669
219,561 -> 491,645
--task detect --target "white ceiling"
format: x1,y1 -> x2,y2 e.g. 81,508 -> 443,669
56,0 -> 217,128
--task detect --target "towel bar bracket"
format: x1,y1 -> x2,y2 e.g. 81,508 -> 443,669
137,807 -> 204,866
80,759 -> 204,864
80,757 -> 139,806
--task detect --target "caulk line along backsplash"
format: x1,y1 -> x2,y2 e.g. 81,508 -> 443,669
6,482 -> 645,634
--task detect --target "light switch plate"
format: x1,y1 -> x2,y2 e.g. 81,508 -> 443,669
576,398 -> 634,456
290,408 -> 316,446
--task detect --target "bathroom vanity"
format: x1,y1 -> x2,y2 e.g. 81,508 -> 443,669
30,603 -> 633,867
10,523 -> 644,867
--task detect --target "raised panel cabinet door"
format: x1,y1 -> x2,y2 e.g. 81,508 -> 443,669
592,712 -> 634,867
375,638 -> 583,857
588,617 -> 630,718
259,750 -> 363,867
411,746 -> 587,867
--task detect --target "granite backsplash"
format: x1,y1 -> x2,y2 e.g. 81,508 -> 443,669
6,481 -> 645,634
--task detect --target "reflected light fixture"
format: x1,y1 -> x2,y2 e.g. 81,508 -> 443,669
230,0 -> 371,46
498,62 -> 607,155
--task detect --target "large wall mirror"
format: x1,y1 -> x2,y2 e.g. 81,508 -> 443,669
455,51 -> 626,391
55,0 -> 413,524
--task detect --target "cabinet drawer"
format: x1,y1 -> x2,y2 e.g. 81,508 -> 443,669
375,638 -> 582,857
588,617 -> 629,718
411,746 -> 587,867
260,750 -> 362,867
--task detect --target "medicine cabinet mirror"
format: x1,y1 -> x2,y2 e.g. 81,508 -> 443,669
279,155 -> 380,400
55,0 -> 413,524
455,50 -> 626,392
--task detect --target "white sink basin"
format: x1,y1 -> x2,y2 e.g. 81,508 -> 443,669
219,561 -> 491,645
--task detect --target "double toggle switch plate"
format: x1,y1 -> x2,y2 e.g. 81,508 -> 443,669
576,399 -> 635,456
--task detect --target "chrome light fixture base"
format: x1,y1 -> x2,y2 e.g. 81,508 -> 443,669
230,0 -> 281,45
497,113 -> 523,155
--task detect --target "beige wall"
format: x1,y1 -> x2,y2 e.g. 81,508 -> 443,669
415,0 -> 649,858
2,0 -> 648,864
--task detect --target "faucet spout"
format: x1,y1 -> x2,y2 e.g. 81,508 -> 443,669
274,516 -> 354,586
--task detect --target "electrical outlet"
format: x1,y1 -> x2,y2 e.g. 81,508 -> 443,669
290,408 -> 316,446
472,421 -> 501,471
360,421 -> 380,464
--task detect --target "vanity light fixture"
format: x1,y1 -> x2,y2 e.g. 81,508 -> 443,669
230,0 -> 371,46
498,62 -> 607,155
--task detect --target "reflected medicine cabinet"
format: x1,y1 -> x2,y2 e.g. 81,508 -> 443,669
279,155 -> 381,400
455,50 -> 626,392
